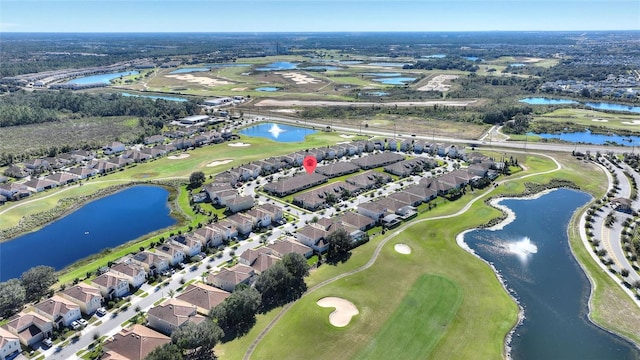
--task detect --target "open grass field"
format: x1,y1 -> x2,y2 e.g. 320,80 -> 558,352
0,116 -> 144,156
533,108 -> 640,132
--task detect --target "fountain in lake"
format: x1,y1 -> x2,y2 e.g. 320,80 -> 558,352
268,123 -> 285,138
506,237 -> 538,263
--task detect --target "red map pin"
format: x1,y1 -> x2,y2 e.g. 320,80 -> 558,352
303,155 -> 317,174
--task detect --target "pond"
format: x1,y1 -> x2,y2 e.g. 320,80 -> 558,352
367,62 -> 410,67
423,54 -> 447,58
67,71 -> 139,85
121,92 -> 188,102
0,186 -> 176,281
463,56 -> 481,61
463,189 -> 639,359
510,63 -> 526,67
256,87 -> 280,92
372,77 -> 416,85
169,67 -> 210,74
530,129 -> 640,146
205,63 -> 250,68
362,72 -> 403,77
238,122 -> 317,142
300,66 -> 342,71
519,98 -> 640,114
362,91 -> 389,97
255,62 -> 298,71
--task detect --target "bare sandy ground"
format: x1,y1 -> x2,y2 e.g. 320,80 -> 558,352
621,120 -> 640,125
168,153 -> 190,160
228,142 -> 251,147
165,74 -> 231,86
394,243 -> 412,254
255,99 -> 477,107
340,134 -> 355,139
418,74 -> 459,92
206,159 -> 234,167
270,109 -> 298,114
281,72 -> 320,84
592,119 -> 609,122
317,297 -> 359,327
232,87 -> 248,91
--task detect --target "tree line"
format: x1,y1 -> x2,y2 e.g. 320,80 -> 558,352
404,59 -> 479,72
0,266 -> 58,318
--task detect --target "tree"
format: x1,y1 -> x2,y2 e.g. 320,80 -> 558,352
210,287 -> 261,338
255,263 -> 294,310
281,253 -> 310,280
145,343 -> 184,360
326,228 -> 352,264
620,268 -> 630,277
189,171 -> 206,189
0,279 -> 26,318
171,321 -> 223,360
21,265 -> 56,302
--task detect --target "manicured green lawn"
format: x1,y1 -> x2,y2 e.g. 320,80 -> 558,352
352,275 -> 463,360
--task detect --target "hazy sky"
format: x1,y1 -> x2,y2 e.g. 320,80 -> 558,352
1,0 -> 638,32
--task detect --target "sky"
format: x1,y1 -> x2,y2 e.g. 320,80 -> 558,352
1,0 -> 638,33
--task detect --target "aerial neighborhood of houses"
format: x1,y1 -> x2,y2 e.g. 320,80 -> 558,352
0,113 -> 509,360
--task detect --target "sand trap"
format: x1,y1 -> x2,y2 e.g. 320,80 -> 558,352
228,142 -> 251,147
165,74 -> 231,87
168,153 -> 190,160
394,243 -> 412,254
281,72 -> 321,85
340,134 -> 355,139
592,119 -> 609,122
317,297 -> 359,327
622,120 -> 640,125
232,87 -> 248,91
206,159 -> 233,167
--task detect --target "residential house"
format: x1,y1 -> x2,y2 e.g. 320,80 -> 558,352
0,183 -> 28,200
102,325 -> 170,360
67,167 -> 98,179
295,224 -> 329,253
316,162 -> 360,178
34,296 -> 81,329
357,202 -> 388,221
245,208 -> 272,228
155,243 -> 186,266
0,327 -> 20,360
122,149 -> 152,163
3,312 -> 53,347
208,263 -> 255,292
45,172 -> 78,186
263,173 -> 328,197
144,135 -> 166,145
352,152 -> 404,169
257,203 -> 284,223
210,189 -> 239,206
346,170 -> 391,191
70,149 -> 95,162
387,138 -> 398,151
238,248 -> 280,274
171,234 -> 203,257
110,262 -> 147,289
23,178 -> 57,193
60,283 -> 103,315
147,299 -> 205,335
335,211 -> 376,231
92,271 -> 130,300
266,239 -> 313,259
103,142 -> 126,155
24,159 -> 50,173
227,195 -> 255,213
387,191 -> 424,207
193,225 -> 224,248
209,221 -> 238,242
403,184 -> 437,203
226,213 -> 254,235
176,283 -> 230,315
131,251 -> 170,275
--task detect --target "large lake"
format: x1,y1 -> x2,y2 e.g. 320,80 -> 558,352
67,71 -> 139,85
0,186 -> 176,281
463,189 -> 639,359
531,130 -> 640,146
239,122 -> 317,142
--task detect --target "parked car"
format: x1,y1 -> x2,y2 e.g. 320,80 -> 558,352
43,338 -> 53,348
96,307 -> 107,316
78,319 -> 89,327
71,321 -> 81,330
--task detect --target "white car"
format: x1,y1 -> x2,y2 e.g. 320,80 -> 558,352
42,338 -> 53,348
96,307 -> 107,316
70,321 -> 81,330
78,319 -> 89,327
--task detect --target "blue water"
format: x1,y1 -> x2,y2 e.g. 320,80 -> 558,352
362,72 -> 402,77
531,130 -> 640,146
301,66 -> 341,71
256,87 -> 280,92
67,71 -> 139,85
464,56 -> 481,61
255,62 -> 298,71
337,60 -> 363,64
205,63 -> 250,68
423,54 -> 447,58
519,98 -> 640,114
0,186 -> 176,281
363,91 -> 389,96
520,97 -> 579,105
368,62 -> 409,67
464,189 -> 639,360
239,122 -> 317,142
373,77 -> 416,85
510,63 -> 526,67
169,67 -> 210,74
121,92 -> 188,102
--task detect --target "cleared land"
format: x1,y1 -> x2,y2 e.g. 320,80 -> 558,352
254,99 -> 478,107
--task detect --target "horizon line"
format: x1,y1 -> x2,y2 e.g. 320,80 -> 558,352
2,29 -> 639,34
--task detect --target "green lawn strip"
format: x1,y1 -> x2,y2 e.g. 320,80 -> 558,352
215,309 -> 281,360
352,275 -> 462,360
567,211 -> 640,345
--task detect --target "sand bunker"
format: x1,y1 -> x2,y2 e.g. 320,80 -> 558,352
281,72 -> 321,85
206,159 -> 233,167
622,120 -> 640,125
592,119 -> 609,122
340,134 -> 355,139
228,142 -> 251,147
168,153 -> 190,160
232,87 -> 248,91
165,74 -> 231,87
418,74 -> 459,92
317,297 -> 359,327
394,243 -> 412,254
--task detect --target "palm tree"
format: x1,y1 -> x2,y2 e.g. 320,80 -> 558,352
168,289 -> 175,298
